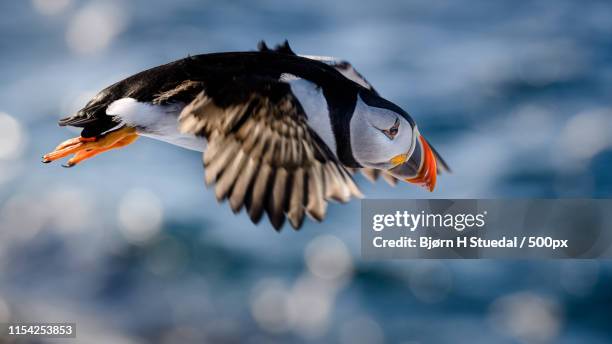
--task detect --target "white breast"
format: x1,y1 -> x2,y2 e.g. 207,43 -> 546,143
106,98 -> 206,152
286,76 -> 337,154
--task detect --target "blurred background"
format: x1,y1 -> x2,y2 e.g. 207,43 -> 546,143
1,0 -> 611,343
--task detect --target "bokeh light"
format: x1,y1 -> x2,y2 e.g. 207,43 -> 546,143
305,235 -> 353,282
250,279 -> 292,334
65,2 -> 127,55
287,274 -> 334,338
0,112 -> 25,160
489,292 -> 563,343
0,193 -> 47,243
45,187 -> 94,233
31,0 -> 72,16
559,109 -> 612,163
117,188 -> 163,244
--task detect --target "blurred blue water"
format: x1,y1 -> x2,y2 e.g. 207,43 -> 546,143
0,0 -> 611,343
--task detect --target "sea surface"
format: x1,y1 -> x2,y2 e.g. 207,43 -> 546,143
0,0 -> 611,342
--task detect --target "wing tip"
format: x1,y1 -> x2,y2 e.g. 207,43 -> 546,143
257,39 -> 296,56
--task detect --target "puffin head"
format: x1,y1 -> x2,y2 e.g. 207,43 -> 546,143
350,90 -> 438,191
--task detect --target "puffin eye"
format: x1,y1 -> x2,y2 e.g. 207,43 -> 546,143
382,118 -> 400,140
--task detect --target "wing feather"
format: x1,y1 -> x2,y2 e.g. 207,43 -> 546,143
229,158 -> 258,213
287,168 -> 306,229
179,77 -> 361,230
248,163 -> 273,224
215,149 -> 247,200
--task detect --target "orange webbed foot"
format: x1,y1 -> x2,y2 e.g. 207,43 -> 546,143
42,127 -> 138,167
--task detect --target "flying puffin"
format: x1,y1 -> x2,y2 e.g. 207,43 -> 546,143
43,41 -> 450,230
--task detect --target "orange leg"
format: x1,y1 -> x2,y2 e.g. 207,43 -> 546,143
54,136 -> 96,151
63,134 -> 139,167
42,127 -> 139,167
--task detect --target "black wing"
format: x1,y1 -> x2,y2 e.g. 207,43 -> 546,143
258,40 -> 379,95
178,77 -> 362,230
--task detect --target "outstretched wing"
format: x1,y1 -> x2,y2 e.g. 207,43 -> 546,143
300,55 -> 380,95
178,77 -> 362,230
258,40 -> 379,95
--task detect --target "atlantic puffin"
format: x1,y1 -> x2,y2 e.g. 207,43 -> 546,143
43,41 -> 450,230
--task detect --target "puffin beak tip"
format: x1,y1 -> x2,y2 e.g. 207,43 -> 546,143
406,135 -> 437,192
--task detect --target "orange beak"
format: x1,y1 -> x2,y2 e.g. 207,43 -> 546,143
388,134 -> 438,192
406,135 -> 437,191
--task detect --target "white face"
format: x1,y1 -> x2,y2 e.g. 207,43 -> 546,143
350,95 -> 417,169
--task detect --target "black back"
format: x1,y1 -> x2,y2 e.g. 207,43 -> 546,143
62,50 -> 359,125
